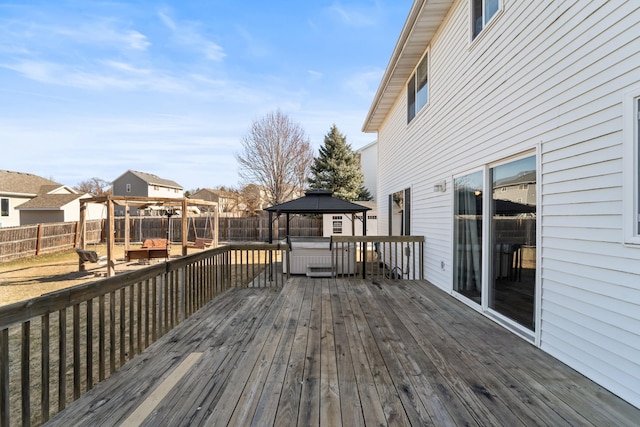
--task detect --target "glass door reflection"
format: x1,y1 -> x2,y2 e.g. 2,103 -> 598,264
489,156 -> 536,330
454,171 -> 483,304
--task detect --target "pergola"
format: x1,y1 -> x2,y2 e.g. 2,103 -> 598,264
264,190 -> 371,242
78,195 -> 218,277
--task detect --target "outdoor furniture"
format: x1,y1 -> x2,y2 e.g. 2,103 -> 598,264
75,248 -> 108,266
125,238 -> 170,261
187,237 -> 214,249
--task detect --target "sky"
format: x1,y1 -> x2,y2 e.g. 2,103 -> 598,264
0,0 -> 412,191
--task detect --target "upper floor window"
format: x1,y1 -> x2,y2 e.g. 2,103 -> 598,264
407,53 -> 428,123
126,183 -> 131,193
1,198 -> 9,216
624,88 -> 640,244
472,0 -> 500,39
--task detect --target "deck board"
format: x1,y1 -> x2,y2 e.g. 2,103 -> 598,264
44,278 -> 640,427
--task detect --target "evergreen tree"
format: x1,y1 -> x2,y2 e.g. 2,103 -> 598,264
308,125 -> 365,201
356,185 -> 373,201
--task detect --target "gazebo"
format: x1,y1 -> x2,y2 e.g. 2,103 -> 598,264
264,190 -> 371,242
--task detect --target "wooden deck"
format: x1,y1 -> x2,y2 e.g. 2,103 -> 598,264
45,277 -> 640,426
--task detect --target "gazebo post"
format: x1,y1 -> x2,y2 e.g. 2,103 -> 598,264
268,211 -> 273,243
363,211 -> 367,236
286,213 -> 290,238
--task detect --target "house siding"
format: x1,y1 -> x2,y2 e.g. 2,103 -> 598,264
375,0 -> 640,407
0,196 -> 29,227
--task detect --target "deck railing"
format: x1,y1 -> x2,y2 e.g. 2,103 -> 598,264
330,235 -> 424,280
0,243 -> 288,427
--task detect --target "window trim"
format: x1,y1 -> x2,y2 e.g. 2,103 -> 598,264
1,198 -> 9,217
470,0 -> 502,42
623,85 -> 640,245
407,51 -> 429,124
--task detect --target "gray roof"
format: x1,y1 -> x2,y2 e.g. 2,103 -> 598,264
128,170 -> 183,189
265,190 -> 371,214
17,193 -> 83,209
0,170 -> 61,195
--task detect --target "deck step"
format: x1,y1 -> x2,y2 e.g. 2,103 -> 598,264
306,263 -> 332,277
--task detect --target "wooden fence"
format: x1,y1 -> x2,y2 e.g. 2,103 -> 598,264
0,243 -> 288,427
0,221 -> 103,262
0,216 -> 321,263
117,215 -> 321,243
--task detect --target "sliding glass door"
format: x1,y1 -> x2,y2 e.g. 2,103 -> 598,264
489,156 -> 537,330
453,155 -> 537,334
453,171 -> 483,304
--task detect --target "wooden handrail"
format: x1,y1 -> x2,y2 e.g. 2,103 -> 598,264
0,243 -> 287,426
330,235 -> 425,280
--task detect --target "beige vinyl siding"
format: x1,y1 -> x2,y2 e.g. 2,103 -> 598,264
376,0 -> 640,407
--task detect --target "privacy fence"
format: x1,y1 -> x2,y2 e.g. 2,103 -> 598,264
0,216 -> 321,263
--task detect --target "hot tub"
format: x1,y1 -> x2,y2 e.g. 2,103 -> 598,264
283,236 -> 356,276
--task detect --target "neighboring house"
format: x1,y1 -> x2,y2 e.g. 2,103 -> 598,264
321,141 -> 378,237
111,170 -> 183,216
0,170 -> 102,226
363,0 -> 640,409
190,188 -> 244,217
322,200 -> 377,237
356,139 -> 377,199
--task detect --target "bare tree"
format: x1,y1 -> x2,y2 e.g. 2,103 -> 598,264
241,183 -> 264,215
236,110 -> 314,205
75,177 -> 112,196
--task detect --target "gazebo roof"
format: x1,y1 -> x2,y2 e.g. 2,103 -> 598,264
265,190 -> 371,214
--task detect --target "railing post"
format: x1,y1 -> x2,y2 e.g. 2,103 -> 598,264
1,329 -> 8,427
362,240 -> 367,280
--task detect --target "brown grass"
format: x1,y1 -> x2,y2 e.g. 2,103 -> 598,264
0,244 -> 205,307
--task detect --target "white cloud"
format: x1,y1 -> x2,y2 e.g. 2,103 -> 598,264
343,67 -> 384,98
2,59 -> 189,92
326,2 -> 379,27
307,70 -> 323,81
103,60 -> 151,75
122,30 -> 151,51
1,60 -> 59,83
235,26 -> 269,57
157,8 -> 226,62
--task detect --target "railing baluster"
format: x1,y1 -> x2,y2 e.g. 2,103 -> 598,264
109,291 -> 116,374
144,279 -> 150,350
152,277 -> 157,343
86,299 -> 93,391
162,273 -> 168,336
128,285 -> 134,361
73,304 -> 81,399
22,321 -> 30,426
136,282 -> 142,356
119,289 -> 125,367
1,329 -> 9,427
99,295 -> 105,382
41,314 -> 50,422
58,308 -> 66,411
